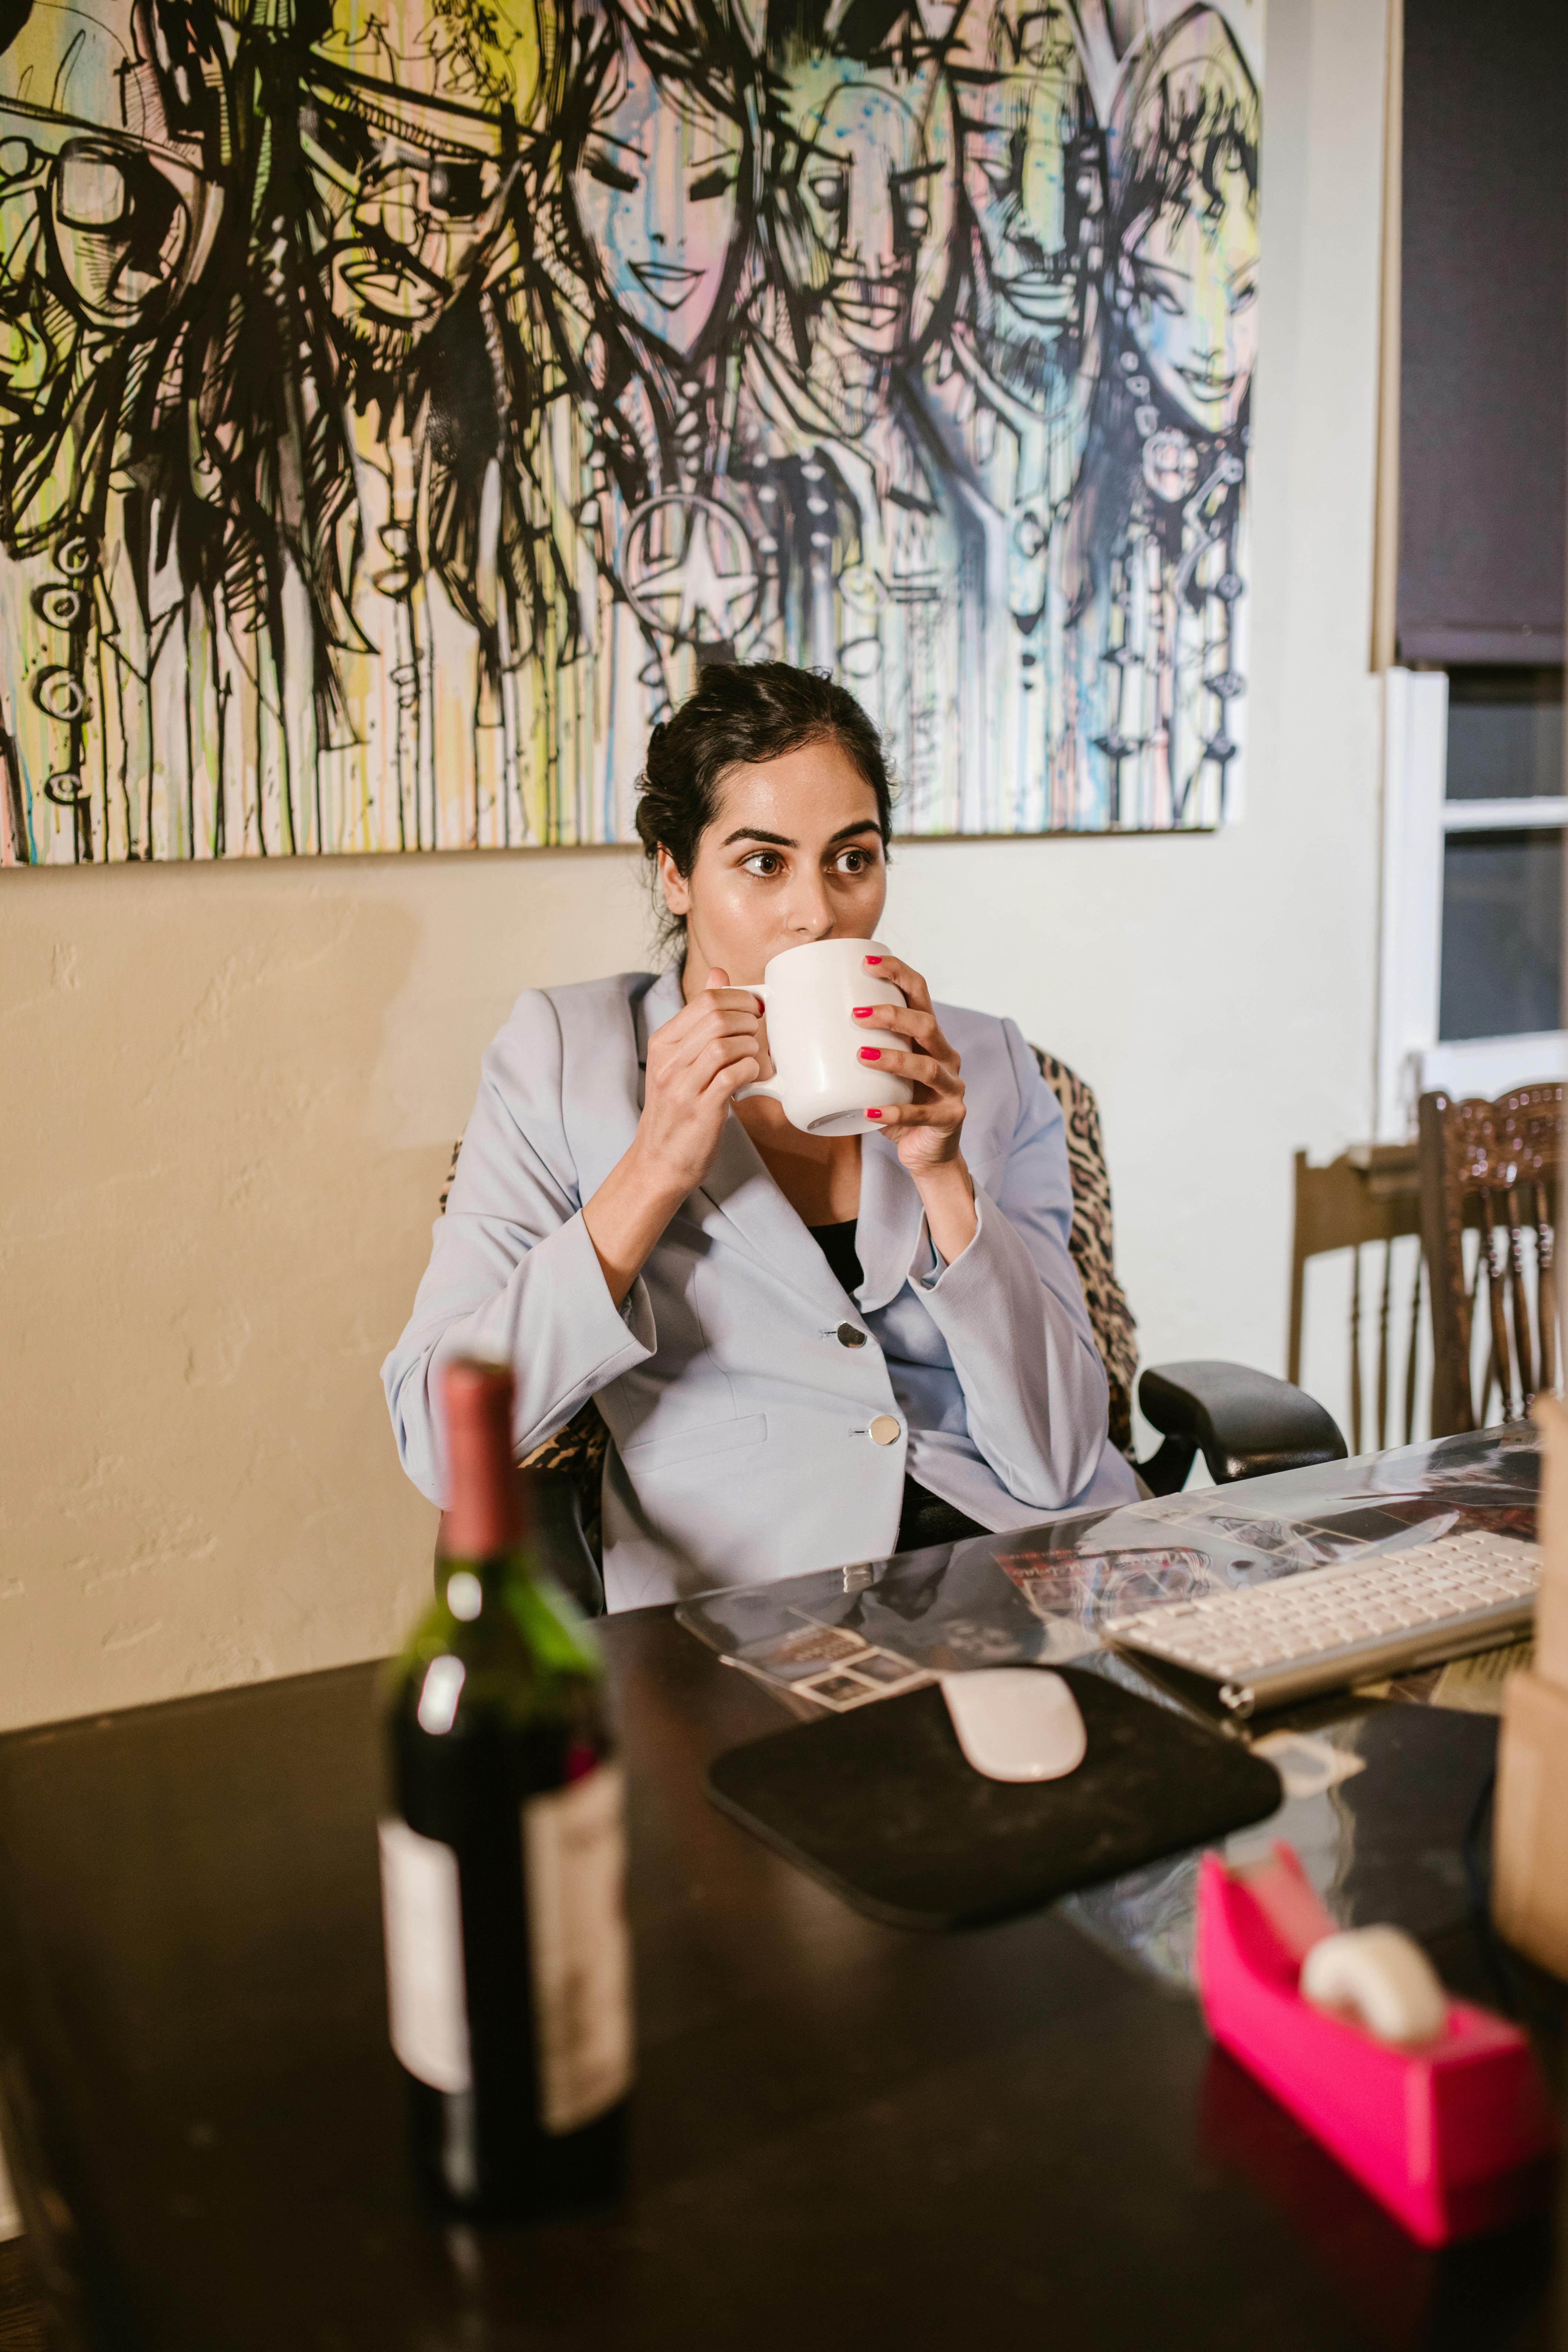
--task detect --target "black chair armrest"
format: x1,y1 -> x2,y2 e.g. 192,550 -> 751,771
1136,1360 -> 1347,1494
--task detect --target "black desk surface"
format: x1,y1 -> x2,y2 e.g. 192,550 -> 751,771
0,1438 -> 1563,2350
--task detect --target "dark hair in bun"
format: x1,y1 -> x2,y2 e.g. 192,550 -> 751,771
635,662 -> 896,945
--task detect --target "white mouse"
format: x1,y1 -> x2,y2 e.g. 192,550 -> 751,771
939,1668 -> 1088,1783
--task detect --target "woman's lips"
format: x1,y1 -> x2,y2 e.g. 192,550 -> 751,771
829,277 -> 903,329
996,269 -> 1076,325
336,255 -> 442,323
628,259 -> 705,309
1177,363 -> 1237,402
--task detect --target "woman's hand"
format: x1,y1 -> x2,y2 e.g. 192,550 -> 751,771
634,967 -> 765,1195
853,951 -> 978,1264
583,971 -> 762,1306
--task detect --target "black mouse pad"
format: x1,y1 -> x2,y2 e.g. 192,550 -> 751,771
707,1668 -> 1283,1930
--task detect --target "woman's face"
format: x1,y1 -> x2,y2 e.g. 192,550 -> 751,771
660,739 -> 887,987
1121,159 -> 1257,432
571,41 -> 743,355
794,80 -> 946,363
964,49 -> 1101,347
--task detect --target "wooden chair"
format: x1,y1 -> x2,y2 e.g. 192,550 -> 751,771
1287,1143 -> 1424,1454
1418,1084 -> 1564,1437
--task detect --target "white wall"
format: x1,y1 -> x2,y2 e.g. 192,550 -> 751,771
0,0 -> 1390,1731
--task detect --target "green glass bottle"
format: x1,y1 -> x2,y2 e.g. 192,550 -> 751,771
378,1361 -> 632,2215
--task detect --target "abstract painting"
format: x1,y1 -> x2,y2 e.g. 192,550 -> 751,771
0,0 -> 1260,862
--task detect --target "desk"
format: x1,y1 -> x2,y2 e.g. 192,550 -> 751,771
0,1435 -> 1561,2351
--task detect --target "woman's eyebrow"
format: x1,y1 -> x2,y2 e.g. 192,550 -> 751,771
721,819 -> 881,848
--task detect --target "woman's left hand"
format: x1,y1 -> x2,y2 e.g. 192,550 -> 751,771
853,952 -> 967,1178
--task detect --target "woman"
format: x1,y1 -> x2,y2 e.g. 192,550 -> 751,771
383,661 -> 1135,1608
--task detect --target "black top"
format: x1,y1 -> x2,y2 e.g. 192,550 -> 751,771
808,1216 -> 864,1298
808,1216 -> 984,1552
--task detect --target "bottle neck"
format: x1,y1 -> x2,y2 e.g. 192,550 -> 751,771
437,1542 -> 534,1605
441,1362 -> 526,1558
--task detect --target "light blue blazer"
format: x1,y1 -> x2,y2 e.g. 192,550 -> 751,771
383,965 -> 1137,1609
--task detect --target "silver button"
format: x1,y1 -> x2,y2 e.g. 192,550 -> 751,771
836,1322 -> 866,1349
869,1414 -> 901,1446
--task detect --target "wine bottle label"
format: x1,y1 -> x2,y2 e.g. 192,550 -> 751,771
522,1763 -> 634,2134
378,1818 -> 472,2094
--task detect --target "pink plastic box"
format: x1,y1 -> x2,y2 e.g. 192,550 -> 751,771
1195,1842 -> 1558,2245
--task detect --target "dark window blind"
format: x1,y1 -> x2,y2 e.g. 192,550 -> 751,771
1397,0 -> 1568,665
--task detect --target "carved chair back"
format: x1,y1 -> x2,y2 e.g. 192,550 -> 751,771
1417,1084 -> 1564,1438
1288,1144 -> 1424,1454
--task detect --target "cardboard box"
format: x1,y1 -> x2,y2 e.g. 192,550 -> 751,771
1533,1393 -> 1568,1686
1492,1670 -> 1568,1981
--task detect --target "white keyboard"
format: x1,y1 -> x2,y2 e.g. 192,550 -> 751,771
1103,1531 -> 1539,1718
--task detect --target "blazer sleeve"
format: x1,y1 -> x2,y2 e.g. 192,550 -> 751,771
911,1019 -> 1111,1509
381,989 -> 657,1506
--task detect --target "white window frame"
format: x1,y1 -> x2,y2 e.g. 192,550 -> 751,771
1376,666 -> 1568,1142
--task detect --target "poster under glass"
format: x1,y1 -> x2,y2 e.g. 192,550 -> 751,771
0,0 -> 1261,862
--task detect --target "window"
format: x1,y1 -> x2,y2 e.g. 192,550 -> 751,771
1377,666 -> 1566,1138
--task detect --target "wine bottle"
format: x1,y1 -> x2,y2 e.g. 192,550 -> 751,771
378,1360 -> 632,2215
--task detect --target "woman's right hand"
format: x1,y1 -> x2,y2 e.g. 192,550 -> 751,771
629,968 -> 765,1200
584,972 -> 763,1308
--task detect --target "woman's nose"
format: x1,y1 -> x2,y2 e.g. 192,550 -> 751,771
784,873 -> 836,939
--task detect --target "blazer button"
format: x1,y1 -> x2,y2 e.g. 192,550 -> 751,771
869,1415 -> 901,1446
837,1322 -> 867,1348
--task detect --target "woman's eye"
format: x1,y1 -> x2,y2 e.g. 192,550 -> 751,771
900,200 -> 930,238
809,172 -> 845,211
1135,264 -> 1184,316
1230,272 -> 1257,310
687,167 -> 732,202
742,851 -> 782,876
585,154 -> 639,194
835,848 -> 874,874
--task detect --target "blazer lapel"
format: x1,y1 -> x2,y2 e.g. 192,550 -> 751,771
694,1116 -> 859,1324
855,1132 -> 927,1313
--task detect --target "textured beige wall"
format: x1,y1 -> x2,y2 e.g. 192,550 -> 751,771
0,0 -> 1388,1731
0,853 -> 653,1728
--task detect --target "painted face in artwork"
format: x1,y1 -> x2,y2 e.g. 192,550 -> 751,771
796,81 -> 945,363
571,41 -> 744,356
0,0 -> 219,414
298,0 -> 540,358
1122,157 -> 1257,433
963,7 -> 1101,350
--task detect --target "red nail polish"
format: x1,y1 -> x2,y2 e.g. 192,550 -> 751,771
865,956 -> 883,965
859,1047 -> 881,1060
852,1005 -> 874,1017
865,1108 -> 883,1120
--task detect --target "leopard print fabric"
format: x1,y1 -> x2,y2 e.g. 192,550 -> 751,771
1030,1048 -> 1139,1457
518,1399 -> 608,1566
440,1048 -> 1139,1557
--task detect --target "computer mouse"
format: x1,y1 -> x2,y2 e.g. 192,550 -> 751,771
939,1668 -> 1088,1783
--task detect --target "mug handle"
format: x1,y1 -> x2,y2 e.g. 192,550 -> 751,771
732,983 -> 779,1103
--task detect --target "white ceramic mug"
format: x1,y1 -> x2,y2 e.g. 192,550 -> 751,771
735,937 -> 914,1136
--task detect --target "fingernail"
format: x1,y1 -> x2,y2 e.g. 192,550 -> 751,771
852,1005 -> 874,1018
859,1047 -> 881,1061
864,955 -> 883,965
865,1108 -> 883,1120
